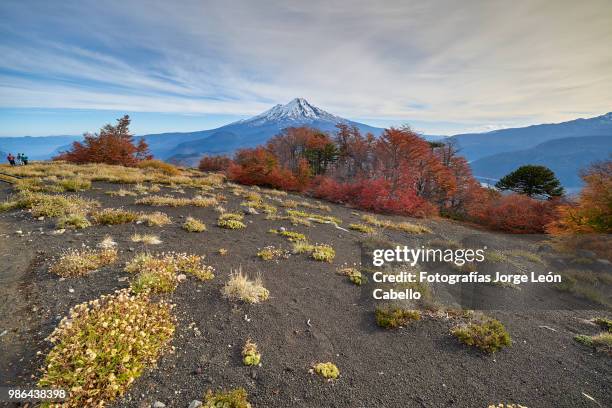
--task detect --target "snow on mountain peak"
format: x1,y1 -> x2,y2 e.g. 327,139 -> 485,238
238,98 -> 344,126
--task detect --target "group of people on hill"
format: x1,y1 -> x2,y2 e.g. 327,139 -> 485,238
6,153 -> 28,166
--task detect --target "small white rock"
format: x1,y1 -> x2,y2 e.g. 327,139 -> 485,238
188,400 -> 202,408
68,288 -> 75,293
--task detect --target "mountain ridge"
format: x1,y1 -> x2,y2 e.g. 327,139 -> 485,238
449,111 -> 612,162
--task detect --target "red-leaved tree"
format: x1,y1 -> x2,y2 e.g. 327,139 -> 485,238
54,115 -> 151,166
198,155 -> 232,172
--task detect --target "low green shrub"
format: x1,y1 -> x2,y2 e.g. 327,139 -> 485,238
575,332 -> 612,354
218,213 -> 246,229
375,306 -> 421,329
337,267 -> 366,286
451,319 -> 511,353
311,244 -> 335,262
183,216 -> 206,232
56,213 -> 91,229
38,289 -> 175,407
242,339 -> 261,366
594,317 -> 612,332
203,388 -> 251,408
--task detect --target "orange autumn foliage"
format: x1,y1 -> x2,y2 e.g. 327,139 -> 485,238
547,160 -> 612,234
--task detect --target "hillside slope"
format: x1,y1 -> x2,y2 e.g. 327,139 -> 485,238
0,162 -> 610,408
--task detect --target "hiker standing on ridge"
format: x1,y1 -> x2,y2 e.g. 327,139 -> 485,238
6,153 -> 16,166
16,153 -> 22,165
21,153 -> 28,165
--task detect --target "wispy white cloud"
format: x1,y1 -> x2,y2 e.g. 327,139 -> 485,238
0,0 -> 611,134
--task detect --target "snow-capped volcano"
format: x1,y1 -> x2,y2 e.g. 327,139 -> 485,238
237,98 -> 344,126
140,98 -> 384,163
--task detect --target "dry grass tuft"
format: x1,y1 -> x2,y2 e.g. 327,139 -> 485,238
191,195 -> 219,207
136,159 -> 180,176
286,209 -> 341,225
222,268 -> 269,303
58,177 -> 92,192
38,289 -> 175,407
106,188 -> 138,197
136,194 -> 217,208
130,233 -> 162,245
137,211 -> 172,226
50,247 -> 118,277
135,195 -> 192,207
349,223 -> 376,233
97,235 -> 117,249
92,208 -> 138,225
361,214 -> 431,234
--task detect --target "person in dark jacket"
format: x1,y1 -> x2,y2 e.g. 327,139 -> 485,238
7,153 -> 16,166
21,154 -> 28,165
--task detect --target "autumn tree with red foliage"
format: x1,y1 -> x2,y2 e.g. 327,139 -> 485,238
267,127 -> 338,175
54,115 -> 151,166
228,147 -> 300,191
198,155 -> 232,172
468,191 -> 558,233
227,125 -> 474,217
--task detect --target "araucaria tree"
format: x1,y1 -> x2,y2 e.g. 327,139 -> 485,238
495,165 -> 564,199
54,115 -> 151,166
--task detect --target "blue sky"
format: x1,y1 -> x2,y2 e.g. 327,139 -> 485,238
1,0 -> 611,137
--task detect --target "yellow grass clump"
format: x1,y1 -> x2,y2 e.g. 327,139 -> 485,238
130,233 -> 162,245
222,268 -> 269,303
361,214 -> 431,234
49,247 -> 118,277
183,216 -> 206,232
91,208 -> 138,225
137,211 -> 172,226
